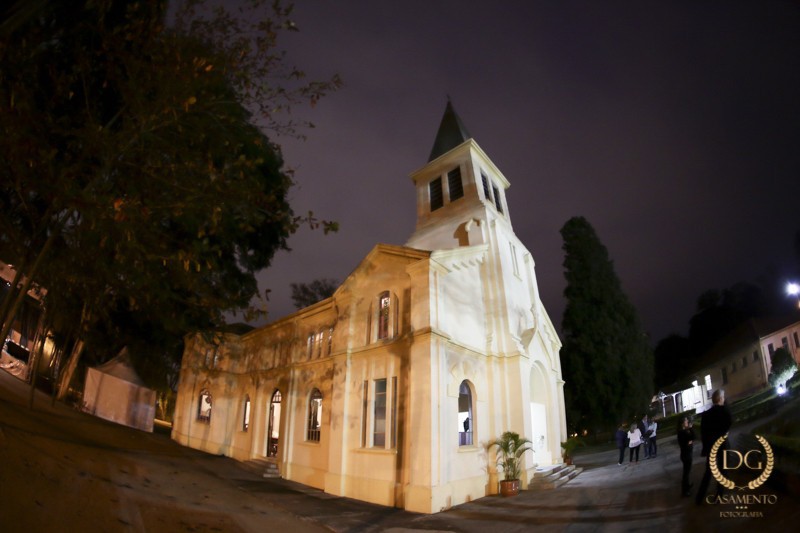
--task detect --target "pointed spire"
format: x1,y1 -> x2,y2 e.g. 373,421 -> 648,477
428,98 -> 472,162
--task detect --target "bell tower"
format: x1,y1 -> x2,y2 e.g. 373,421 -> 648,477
406,100 -> 512,251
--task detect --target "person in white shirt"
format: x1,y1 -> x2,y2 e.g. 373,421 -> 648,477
627,424 -> 642,463
647,419 -> 658,458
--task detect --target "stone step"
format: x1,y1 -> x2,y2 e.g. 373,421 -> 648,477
240,458 -> 281,478
529,463 -> 582,490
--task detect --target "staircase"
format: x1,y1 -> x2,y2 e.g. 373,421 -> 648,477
240,458 -> 281,478
528,463 -> 582,489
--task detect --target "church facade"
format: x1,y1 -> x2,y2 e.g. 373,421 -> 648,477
171,103 -> 567,513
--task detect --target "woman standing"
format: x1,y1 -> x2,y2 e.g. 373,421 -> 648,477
627,423 -> 642,463
677,416 -> 695,496
615,423 -> 628,465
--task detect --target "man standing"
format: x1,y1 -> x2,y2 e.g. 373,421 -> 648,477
647,417 -> 658,458
639,415 -> 651,459
695,389 -> 733,505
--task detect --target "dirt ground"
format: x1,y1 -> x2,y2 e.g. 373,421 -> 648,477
0,370 -> 328,532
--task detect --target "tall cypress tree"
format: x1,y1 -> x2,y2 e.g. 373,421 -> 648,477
560,216 -> 654,435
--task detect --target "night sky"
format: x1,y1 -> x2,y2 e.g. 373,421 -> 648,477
244,0 -> 800,343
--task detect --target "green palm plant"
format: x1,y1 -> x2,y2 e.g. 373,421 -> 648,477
489,431 -> 533,481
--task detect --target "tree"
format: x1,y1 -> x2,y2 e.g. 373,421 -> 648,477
768,347 -> 797,387
653,334 -> 690,389
0,0 -> 340,398
560,216 -> 654,435
290,278 -> 338,309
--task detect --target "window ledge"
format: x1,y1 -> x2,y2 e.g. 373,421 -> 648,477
458,445 -> 480,453
356,447 -> 397,455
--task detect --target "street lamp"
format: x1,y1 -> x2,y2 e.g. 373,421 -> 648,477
788,282 -> 800,309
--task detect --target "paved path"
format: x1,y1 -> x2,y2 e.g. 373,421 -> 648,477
2,368 -> 797,532
242,404 -> 800,532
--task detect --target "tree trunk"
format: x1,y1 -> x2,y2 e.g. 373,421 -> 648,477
27,311 -> 50,409
55,304 -> 91,402
56,337 -> 85,402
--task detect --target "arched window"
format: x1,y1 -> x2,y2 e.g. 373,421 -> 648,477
368,291 -> 397,343
198,389 -> 212,423
242,395 -> 251,431
458,381 -> 473,446
307,388 -> 323,442
377,291 -> 391,340
267,390 -> 282,457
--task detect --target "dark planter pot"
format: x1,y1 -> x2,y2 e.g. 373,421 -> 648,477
499,479 -> 520,497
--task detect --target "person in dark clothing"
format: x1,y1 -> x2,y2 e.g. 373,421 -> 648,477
639,415 -> 651,459
615,423 -> 628,465
695,389 -> 732,505
677,415 -> 696,497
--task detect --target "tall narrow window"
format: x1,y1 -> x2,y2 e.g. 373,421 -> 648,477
492,185 -> 504,213
430,177 -> 443,211
267,390 -> 281,457
328,327 -> 334,355
373,379 -> 387,447
361,381 -> 369,447
510,243 -> 519,276
377,291 -> 391,340
447,167 -> 463,201
458,381 -> 473,446
307,333 -> 314,359
721,366 -> 728,385
753,350 -> 759,362
316,331 -> 324,358
307,389 -> 323,442
782,337 -> 789,351
198,390 -> 212,423
794,331 -> 800,349
768,343 -> 775,356
481,172 -> 492,202
242,395 -> 251,431
391,377 -> 398,449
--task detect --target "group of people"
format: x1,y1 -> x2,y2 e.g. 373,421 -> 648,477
615,414 -> 658,464
613,389 -> 733,505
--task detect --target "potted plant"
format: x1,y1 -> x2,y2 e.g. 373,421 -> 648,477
489,431 -> 532,497
560,436 -> 585,465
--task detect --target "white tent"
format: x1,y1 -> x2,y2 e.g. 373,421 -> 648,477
82,348 -> 156,432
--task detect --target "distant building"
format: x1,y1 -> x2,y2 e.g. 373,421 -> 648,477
0,261 -> 50,381
655,316 -> 800,416
172,102 -> 567,513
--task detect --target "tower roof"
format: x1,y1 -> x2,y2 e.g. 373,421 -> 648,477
428,99 -> 472,162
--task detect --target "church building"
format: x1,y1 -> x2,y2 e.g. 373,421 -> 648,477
171,102 -> 567,513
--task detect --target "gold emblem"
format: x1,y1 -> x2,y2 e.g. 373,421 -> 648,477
709,434 -> 774,490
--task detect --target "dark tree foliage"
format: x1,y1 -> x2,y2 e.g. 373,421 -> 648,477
651,238 -> 800,387
290,278 -> 338,309
560,216 -> 654,435
0,0 -> 339,395
653,334 -> 690,389
686,280 -> 796,359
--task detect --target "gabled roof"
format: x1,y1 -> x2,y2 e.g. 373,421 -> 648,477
428,100 -> 472,162
95,348 -> 147,387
